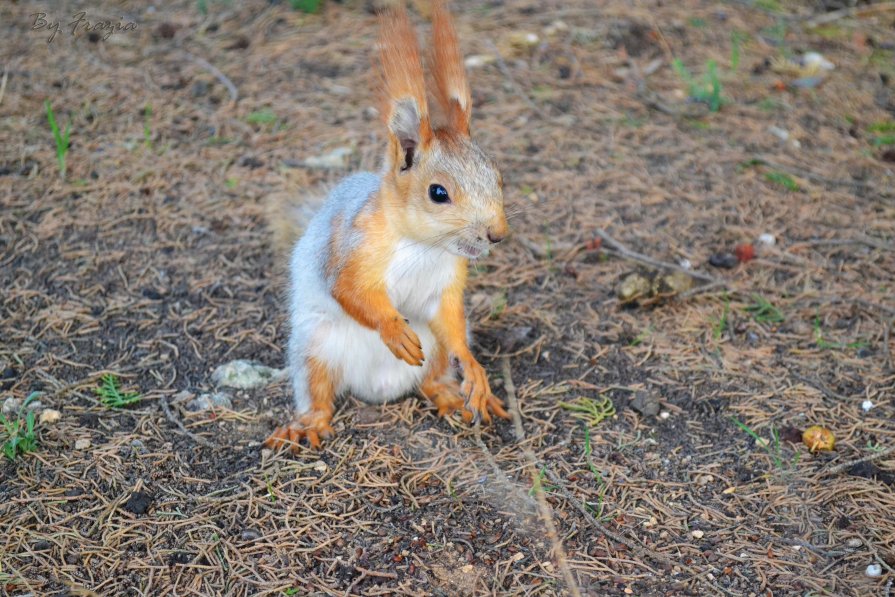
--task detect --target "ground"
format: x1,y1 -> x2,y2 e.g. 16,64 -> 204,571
1,0 -> 894,595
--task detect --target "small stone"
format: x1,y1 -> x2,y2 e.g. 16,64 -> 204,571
123,491 -> 153,515
464,54 -> 495,69
691,530 -> 705,539
313,460 -> 328,473
659,411 -> 671,420
240,529 -> 262,541
861,400 -> 874,412
709,252 -> 738,269
130,439 -> 147,453
39,409 -> 62,425
74,439 -> 91,450
630,391 -> 660,417
25,400 -> 43,412
34,539 -> 51,551
846,538 -> 863,548
211,360 -> 285,390
758,233 -> 776,246
2,397 -> 21,415
865,563 -> 882,578
304,146 -> 353,170
186,392 -> 233,412
696,474 -> 712,486
678,258 -> 692,270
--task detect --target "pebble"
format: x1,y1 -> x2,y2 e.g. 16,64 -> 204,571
861,400 -> 874,413
846,538 -> 863,548
186,392 -> 233,412
678,258 -> 692,270
39,409 -> 62,425
304,146 -> 353,170
211,360 -> 285,390
691,530 -> 705,539
313,460 -> 328,473
240,529 -> 262,541
708,252 -> 738,269
74,439 -> 91,450
2,397 -> 21,415
659,411 -> 671,420
865,563 -> 882,578
758,233 -> 776,246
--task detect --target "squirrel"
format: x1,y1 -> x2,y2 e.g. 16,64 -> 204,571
264,1 -> 509,451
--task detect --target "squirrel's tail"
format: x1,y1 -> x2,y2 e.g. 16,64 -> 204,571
265,189 -> 323,259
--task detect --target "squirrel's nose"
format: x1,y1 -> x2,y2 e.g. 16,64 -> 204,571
486,227 -> 505,244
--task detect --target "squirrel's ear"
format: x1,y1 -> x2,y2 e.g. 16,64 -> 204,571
378,7 -> 432,172
431,1 -> 471,136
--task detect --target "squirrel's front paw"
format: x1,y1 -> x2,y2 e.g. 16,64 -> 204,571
264,411 -> 334,451
457,357 -> 510,423
379,316 -> 425,366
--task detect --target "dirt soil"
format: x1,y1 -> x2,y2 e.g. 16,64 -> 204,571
2,0 -> 895,595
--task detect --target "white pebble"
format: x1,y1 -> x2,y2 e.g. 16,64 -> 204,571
861,400 -> 874,412
659,411 -> 671,420
691,530 -> 705,539
74,439 -> 91,450
846,538 -> 863,548
865,563 -> 882,578
678,259 -> 692,270
39,409 -> 62,425
758,233 -> 776,246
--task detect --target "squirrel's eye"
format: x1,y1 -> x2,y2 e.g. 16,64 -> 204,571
428,184 -> 450,204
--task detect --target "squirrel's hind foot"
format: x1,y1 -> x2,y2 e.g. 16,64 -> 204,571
421,379 -> 508,424
265,411 -> 334,451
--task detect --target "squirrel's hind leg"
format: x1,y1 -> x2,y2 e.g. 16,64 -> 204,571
265,357 -> 337,451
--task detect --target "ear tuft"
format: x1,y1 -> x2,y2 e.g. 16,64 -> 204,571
431,1 -> 471,135
378,7 -> 432,171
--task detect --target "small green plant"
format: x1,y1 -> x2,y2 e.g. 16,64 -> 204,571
246,108 -> 278,126
764,171 -> 800,191
744,295 -> 784,324
95,374 -> 141,408
290,0 -> 322,13
712,294 -> 731,340
866,440 -> 885,453
225,177 -> 238,189
0,392 -> 40,460
582,426 -> 609,519
812,316 -> 868,351
730,31 -> 747,70
45,100 -> 72,179
143,104 -> 153,149
489,292 -> 507,319
629,326 -> 652,347
673,58 -> 724,112
559,396 -> 615,427
871,135 -> 895,147
283,589 -> 299,596
528,465 -> 558,497
731,417 -> 790,470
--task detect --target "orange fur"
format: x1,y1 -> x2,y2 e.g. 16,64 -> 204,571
265,357 -> 337,451
431,1 -> 471,135
378,7 -> 432,151
330,202 -> 425,366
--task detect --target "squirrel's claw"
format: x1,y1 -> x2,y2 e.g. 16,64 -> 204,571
265,414 -> 334,452
380,318 -> 425,366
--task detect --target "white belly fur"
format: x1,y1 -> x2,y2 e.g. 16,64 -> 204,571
300,239 -> 458,406
313,316 -> 436,404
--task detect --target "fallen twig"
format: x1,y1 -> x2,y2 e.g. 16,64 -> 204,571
160,396 -> 214,448
826,445 -> 895,476
594,228 -> 723,285
499,357 -> 582,597
806,1 -> 895,27
182,51 -> 238,103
